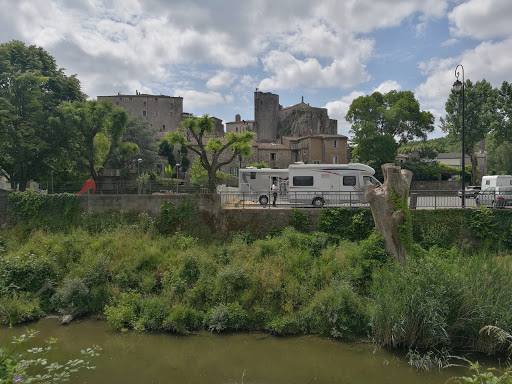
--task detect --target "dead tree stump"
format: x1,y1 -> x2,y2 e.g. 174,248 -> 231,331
363,163 -> 413,267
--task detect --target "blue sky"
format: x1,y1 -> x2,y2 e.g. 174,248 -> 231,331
1,0 -> 511,139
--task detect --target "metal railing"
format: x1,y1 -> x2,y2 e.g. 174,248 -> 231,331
219,190 -> 485,209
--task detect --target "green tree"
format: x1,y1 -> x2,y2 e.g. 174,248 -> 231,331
0,40 -> 84,190
441,79 -> 495,185
164,115 -> 255,192
110,116 -> 159,178
346,90 -> 434,177
53,100 -> 135,187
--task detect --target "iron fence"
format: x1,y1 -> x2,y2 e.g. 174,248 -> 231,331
219,190 -> 483,209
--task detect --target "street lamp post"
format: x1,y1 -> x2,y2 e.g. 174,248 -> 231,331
137,158 -> 142,194
176,163 -> 180,193
453,64 -> 465,209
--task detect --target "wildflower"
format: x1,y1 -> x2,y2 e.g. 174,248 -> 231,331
13,375 -> 24,383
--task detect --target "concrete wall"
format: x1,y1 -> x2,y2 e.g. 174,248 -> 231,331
80,193 -> 221,215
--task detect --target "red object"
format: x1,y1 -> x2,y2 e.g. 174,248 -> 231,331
77,179 -> 96,194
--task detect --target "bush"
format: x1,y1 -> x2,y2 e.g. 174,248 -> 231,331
265,315 -> 302,336
215,265 -> 249,303
289,209 -> 309,232
51,277 -> 91,316
8,191 -> 83,230
302,281 -> 370,339
135,295 -> 171,331
163,305 -> 203,335
206,302 -> 248,332
104,291 -> 141,332
0,290 -> 42,326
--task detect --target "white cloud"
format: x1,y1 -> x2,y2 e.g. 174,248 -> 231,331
324,91 -> 365,136
258,51 -> 370,90
174,89 -> 225,111
206,71 -> 237,90
373,80 -> 402,94
449,0 -> 512,40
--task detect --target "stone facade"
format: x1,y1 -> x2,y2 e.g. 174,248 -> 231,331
251,91 -> 337,142
281,134 -> 347,164
98,92 -> 224,139
225,114 -> 256,134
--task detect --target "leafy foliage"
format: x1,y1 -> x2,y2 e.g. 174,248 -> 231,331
8,191 -> 83,230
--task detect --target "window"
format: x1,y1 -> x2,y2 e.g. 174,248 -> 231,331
332,156 -> 338,164
129,97 -> 132,101
313,160 -> 320,164
486,180 -> 490,185
144,101 -> 146,106
343,176 -> 356,186
293,176 -> 314,186
230,167 -> 239,177
333,139 -> 338,148
250,172 -> 256,179
270,153 -> 276,161
143,110 -> 146,116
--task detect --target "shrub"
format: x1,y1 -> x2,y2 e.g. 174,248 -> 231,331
135,295 -> 171,331
206,302 -> 249,332
290,209 -> 309,232
318,208 -> 374,241
347,232 -> 391,293
0,290 -> 42,326
163,305 -> 204,335
8,191 -> 83,230
51,277 -> 91,316
215,265 -> 249,303
265,315 -> 302,336
104,291 -> 141,332
302,281 -> 370,339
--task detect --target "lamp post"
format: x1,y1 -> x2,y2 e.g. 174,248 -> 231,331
452,64 -> 465,209
175,163 -> 180,193
137,158 -> 142,194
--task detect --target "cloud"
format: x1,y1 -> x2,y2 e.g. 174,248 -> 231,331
449,0 -> 512,40
372,80 -> 402,94
258,51 -> 371,90
324,91 -> 365,136
206,71 -> 237,90
174,89 -> 225,112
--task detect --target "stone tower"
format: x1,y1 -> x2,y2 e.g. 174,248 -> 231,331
254,91 -> 280,142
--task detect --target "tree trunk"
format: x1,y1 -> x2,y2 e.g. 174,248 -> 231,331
363,163 -> 413,267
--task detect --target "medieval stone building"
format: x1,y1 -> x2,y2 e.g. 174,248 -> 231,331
97,92 -> 224,138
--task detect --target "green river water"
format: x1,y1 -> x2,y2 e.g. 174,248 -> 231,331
1,318 -> 471,383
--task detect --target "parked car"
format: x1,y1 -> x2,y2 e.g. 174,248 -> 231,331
458,186 -> 481,198
476,187 -> 512,208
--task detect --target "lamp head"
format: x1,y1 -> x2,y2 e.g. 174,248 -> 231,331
452,79 -> 463,92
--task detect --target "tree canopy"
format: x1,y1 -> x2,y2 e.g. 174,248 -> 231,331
441,79 -> 495,185
0,40 -> 84,190
346,90 -> 434,179
164,115 -> 255,191
52,100 -> 135,185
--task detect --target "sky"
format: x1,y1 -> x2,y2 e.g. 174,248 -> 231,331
1,0 -> 511,139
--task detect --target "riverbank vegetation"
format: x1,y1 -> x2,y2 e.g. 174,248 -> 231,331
1,202 -> 512,365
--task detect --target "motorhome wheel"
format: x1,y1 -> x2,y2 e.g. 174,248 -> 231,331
259,195 -> 269,205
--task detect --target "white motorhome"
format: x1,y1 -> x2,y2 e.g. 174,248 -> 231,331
287,163 -> 381,207
481,175 -> 512,191
239,167 -> 289,205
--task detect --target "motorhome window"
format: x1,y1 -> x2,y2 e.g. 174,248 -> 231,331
293,176 -> 314,186
343,176 -> 356,186
250,172 -> 256,179
486,180 -> 490,185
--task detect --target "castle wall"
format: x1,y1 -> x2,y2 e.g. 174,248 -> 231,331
254,91 -> 280,142
98,94 -> 184,135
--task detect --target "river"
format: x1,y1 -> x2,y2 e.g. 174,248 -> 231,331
1,318 -> 469,384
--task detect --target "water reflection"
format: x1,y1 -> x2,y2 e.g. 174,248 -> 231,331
0,318 -> 466,384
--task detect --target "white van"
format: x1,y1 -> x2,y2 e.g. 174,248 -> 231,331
239,168 -> 289,205
481,175 -> 512,191
288,163 -> 381,207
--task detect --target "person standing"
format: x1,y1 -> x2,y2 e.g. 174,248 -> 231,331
272,180 -> 279,207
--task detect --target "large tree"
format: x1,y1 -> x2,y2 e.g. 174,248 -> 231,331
346,90 -> 434,179
441,79 -> 495,185
165,115 -> 255,192
53,100 -> 136,187
0,40 -> 84,190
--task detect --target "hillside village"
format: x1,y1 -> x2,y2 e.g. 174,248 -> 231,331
98,90 -> 348,180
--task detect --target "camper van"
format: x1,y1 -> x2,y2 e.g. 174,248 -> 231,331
239,168 -> 289,205
481,175 -> 512,191
287,163 -> 381,207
